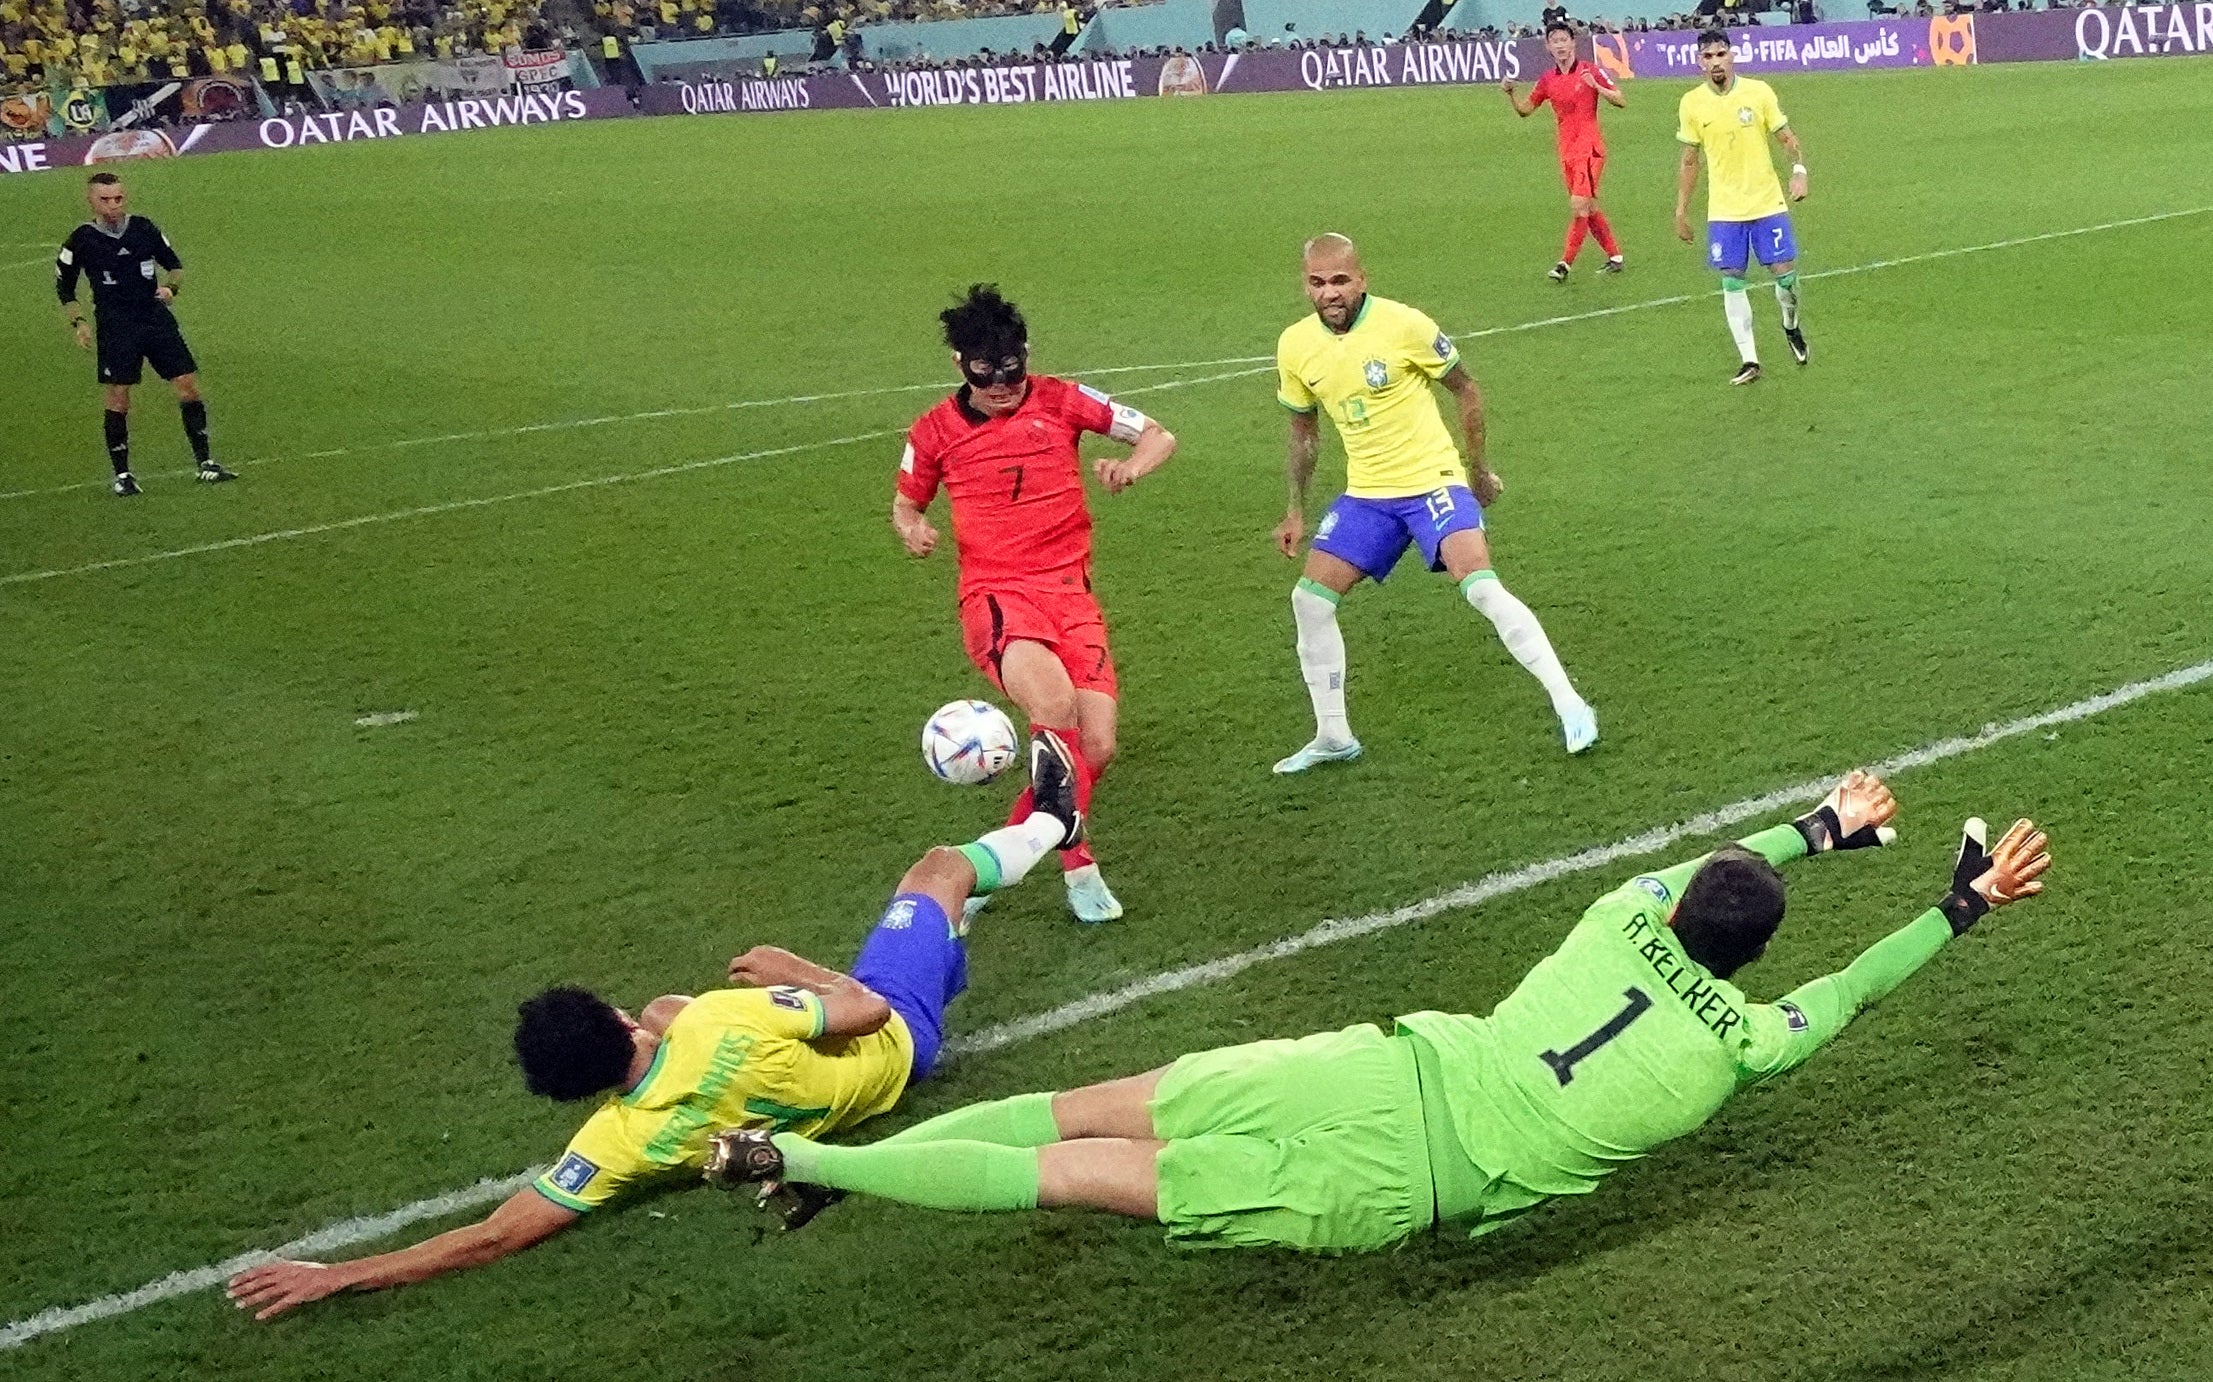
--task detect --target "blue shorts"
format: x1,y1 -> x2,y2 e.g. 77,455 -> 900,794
851,892 -> 968,1079
1707,212 -> 1798,276
1312,486 -> 1484,583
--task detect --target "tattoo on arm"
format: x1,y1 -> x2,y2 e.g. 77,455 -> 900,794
1286,413 -> 1320,510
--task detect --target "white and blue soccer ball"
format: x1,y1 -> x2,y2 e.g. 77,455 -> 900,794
921,699 -> 1019,786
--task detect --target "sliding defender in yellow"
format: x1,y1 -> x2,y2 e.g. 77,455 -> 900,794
227,738 -> 1085,1317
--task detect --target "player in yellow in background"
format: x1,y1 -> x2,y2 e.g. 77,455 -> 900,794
1673,27 -> 1810,385
226,738 -> 1087,1319
1270,233 -> 1596,773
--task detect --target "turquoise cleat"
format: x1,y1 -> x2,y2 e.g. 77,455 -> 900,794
1272,737 -> 1364,775
1063,863 -> 1124,924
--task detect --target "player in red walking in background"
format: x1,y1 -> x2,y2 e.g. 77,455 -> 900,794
892,285 -> 1178,924
1503,20 -> 1627,282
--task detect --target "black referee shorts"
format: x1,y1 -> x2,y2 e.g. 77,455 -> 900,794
97,312 -> 198,387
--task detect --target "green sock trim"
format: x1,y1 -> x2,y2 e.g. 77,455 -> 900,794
955,841 -> 1002,893
1775,271 -> 1799,289
1457,569 -> 1499,594
1720,276 -> 1749,293
1293,576 -> 1341,606
880,1091 -> 1061,1147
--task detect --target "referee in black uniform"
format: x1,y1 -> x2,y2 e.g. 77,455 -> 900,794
56,172 -> 234,497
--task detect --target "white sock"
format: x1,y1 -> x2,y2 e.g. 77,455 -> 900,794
1774,273 -> 1801,330
966,814 -> 1063,892
1722,285 -> 1757,363
1291,579 -> 1353,745
1461,571 -> 1582,717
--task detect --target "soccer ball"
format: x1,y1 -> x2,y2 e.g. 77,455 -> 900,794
921,699 -> 1020,786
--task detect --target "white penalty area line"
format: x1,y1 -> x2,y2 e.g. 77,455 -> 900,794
6,654 -> 2210,1352
0,369 -> 1261,588
6,204 -> 2205,506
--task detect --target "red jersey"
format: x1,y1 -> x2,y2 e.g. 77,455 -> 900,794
898,373 -> 1142,598
1530,60 -> 1614,158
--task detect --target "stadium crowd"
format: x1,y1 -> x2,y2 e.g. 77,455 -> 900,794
0,0 -> 556,91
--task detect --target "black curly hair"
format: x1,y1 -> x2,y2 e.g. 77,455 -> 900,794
940,283 -> 1029,364
513,987 -> 634,1102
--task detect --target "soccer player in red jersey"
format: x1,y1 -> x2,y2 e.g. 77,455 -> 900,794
1503,21 -> 1627,282
892,285 -> 1178,924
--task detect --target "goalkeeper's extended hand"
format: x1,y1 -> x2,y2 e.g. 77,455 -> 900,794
1938,817 -> 2052,936
1794,768 -> 1899,853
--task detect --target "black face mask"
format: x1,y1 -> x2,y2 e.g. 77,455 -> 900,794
960,352 -> 1028,388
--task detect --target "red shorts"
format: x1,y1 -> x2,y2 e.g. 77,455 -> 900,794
1560,148 -> 1605,199
959,585 -> 1118,699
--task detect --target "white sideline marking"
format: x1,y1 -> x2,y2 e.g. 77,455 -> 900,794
0,368 -> 1252,586
0,431 -> 896,587
6,654 -> 2209,1351
354,710 -> 418,727
1,254 -> 53,272
5,205 -> 2204,505
0,1173 -> 541,1351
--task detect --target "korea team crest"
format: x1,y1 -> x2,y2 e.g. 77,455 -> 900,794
1362,359 -> 1388,389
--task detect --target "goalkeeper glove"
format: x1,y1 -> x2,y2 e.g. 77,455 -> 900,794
1939,817 -> 1994,936
1792,802 -> 1896,854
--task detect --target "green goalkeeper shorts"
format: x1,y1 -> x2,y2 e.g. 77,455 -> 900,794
1148,1023 -> 1435,1254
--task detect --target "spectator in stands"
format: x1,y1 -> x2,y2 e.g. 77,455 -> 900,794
1540,2 -> 1571,28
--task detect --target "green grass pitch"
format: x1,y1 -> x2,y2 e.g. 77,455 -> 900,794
4,55 -> 2213,1380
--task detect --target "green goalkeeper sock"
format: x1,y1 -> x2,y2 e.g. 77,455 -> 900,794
772,1134 -> 1041,1212
878,1091 -> 1061,1147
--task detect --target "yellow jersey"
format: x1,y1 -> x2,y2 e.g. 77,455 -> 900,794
1676,76 -> 1789,223
532,987 -> 913,1212
1276,295 -> 1465,500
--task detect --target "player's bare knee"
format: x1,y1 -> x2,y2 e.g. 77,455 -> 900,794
900,845 -> 975,899
1050,1068 -> 1166,1139
1081,724 -> 1116,771
172,376 -> 201,402
105,387 -> 131,413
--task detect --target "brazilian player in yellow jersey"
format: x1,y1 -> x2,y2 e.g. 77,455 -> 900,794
1673,28 -> 1811,385
1270,233 -> 1596,773
227,737 -> 1088,1320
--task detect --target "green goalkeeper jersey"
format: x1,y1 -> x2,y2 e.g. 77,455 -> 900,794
1397,824 -> 1954,1235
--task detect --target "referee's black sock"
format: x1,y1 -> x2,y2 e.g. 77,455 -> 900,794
104,409 -> 130,476
180,399 -> 210,464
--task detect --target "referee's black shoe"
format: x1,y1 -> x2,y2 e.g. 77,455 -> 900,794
113,472 -> 141,497
197,461 -> 235,483
1784,326 -> 1810,365
1731,361 -> 1763,387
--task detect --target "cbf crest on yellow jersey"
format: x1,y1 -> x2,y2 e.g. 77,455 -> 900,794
1676,76 -> 1790,222
1276,295 -> 1466,500
532,986 -> 912,1212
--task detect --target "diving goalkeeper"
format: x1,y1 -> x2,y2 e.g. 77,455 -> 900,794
705,771 -> 2050,1251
